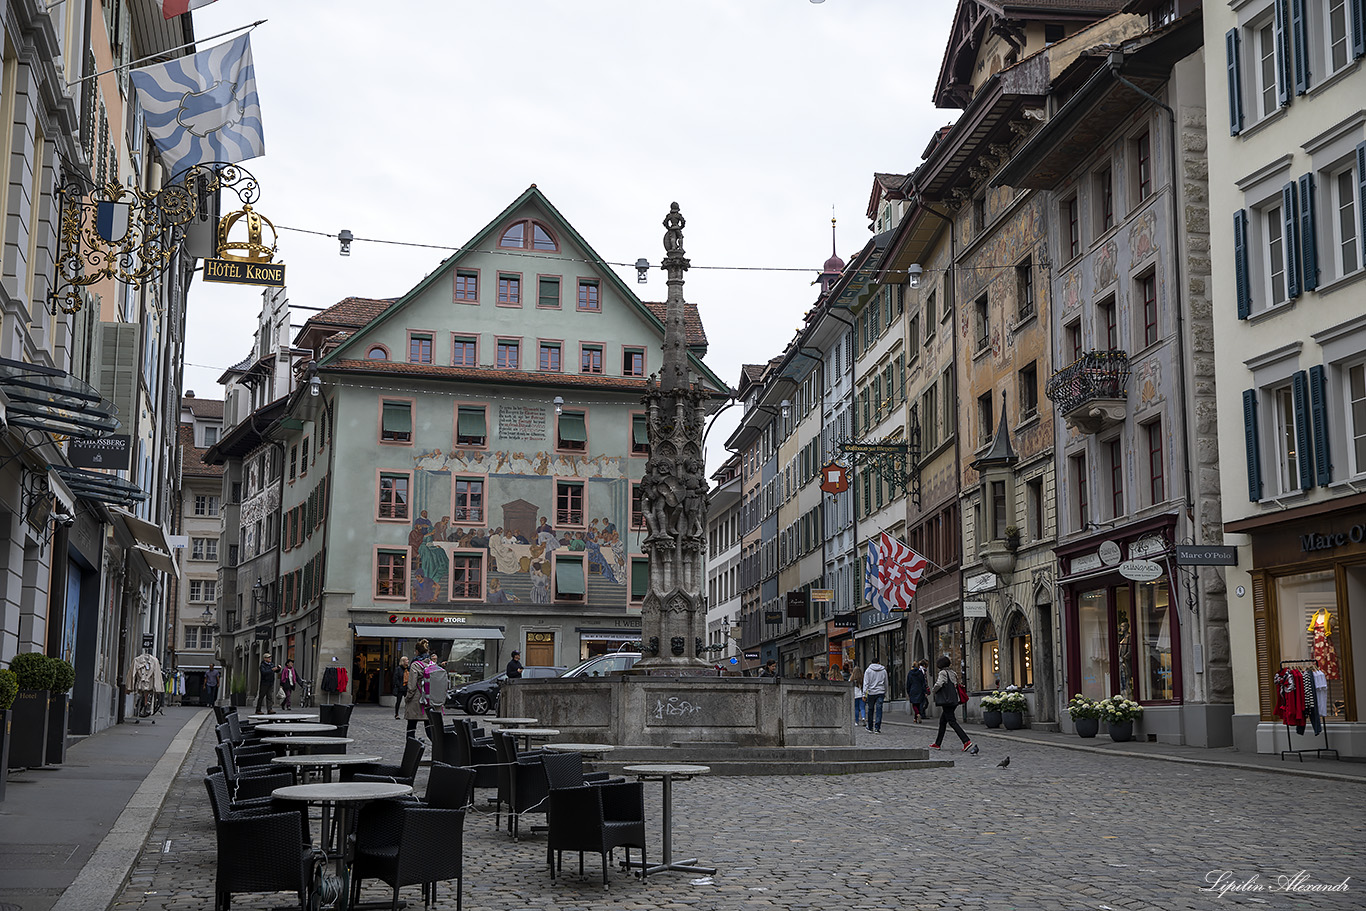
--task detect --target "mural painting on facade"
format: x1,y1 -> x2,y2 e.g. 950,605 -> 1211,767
1093,240 -> 1118,290
1136,359 -> 1163,410
1061,270 -> 1082,318
404,448 -> 631,605
1129,208 -> 1157,263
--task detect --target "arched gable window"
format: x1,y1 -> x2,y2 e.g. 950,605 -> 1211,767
366,345 -> 389,360
499,219 -> 558,252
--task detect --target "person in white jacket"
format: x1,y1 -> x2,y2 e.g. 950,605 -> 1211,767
863,660 -> 889,733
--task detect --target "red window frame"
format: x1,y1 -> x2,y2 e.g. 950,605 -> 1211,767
453,477 -> 485,524
577,279 -> 600,311
623,348 -> 645,377
496,339 -> 520,369
631,482 -> 645,530
1066,197 -> 1080,259
455,270 -> 478,302
452,336 -> 477,367
1073,454 -> 1089,528
1136,132 -> 1152,202
1108,439 -> 1123,518
556,481 -> 585,527
580,344 -> 603,374
376,549 -> 407,599
449,552 -> 483,600
378,472 -> 410,520
497,274 -> 521,306
538,342 -> 562,372
1147,420 -> 1165,503
409,333 -> 433,364
1141,274 -> 1158,347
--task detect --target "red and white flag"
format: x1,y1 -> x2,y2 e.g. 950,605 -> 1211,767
161,0 -> 219,19
866,532 -> 928,612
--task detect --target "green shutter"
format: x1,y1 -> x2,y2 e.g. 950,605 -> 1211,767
1290,0 -> 1310,93
633,415 -> 649,446
1352,0 -> 1365,57
1357,142 -> 1366,250
1282,182 -> 1300,298
1308,365 -> 1332,486
1243,389 -> 1263,501
559,411 -> 586,443
1226,28 -> 1244,134
556,557 -> 585,595
1292,370 -> 1314,490
382,401 -> 411,434
1299,173 -> 1317,291
457,406 -> 486,438
538,277 -> 559,307
1234,210 -> 1251,318
631,559 -> 649,600
1274,1 -> 1291,105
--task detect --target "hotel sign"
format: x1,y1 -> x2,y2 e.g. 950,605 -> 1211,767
203,257 -> 286,287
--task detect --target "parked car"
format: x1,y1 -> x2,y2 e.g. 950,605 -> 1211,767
561,652 -> 642,677
449,666 -> 565,715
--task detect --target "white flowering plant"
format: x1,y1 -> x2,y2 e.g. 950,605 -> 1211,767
1066,694 -> 1101,720
995,690 -> 1028,713
980,692 -> 1002,712
1098,694 -> 1144,723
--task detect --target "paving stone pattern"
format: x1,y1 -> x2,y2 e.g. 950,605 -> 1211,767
109,707 -> 1365,911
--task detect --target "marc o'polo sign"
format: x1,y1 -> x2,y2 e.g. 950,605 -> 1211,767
203,257 -> 286,287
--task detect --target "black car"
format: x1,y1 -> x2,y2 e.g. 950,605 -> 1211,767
449,665 -> 566,715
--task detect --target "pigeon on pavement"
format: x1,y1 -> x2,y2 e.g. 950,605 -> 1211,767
996,756 -> 1010,768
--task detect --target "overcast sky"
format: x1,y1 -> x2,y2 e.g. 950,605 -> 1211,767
183,0 -> 958,472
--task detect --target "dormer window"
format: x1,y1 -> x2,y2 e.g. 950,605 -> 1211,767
499,219 -> 558,251
366,345 -> 389,360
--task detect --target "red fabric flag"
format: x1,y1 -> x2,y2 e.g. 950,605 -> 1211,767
161,0 -> 219,19
874,532 -> 928,609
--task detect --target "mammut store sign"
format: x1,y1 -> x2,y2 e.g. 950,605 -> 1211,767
203,257 -> 286,287
388,614 -> 471,625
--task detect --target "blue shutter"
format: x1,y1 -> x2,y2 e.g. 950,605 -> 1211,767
1234,209 -> 1251,318
1243,389 -> 1263,502
1292,370 -> 1313,490
1352,0 -> 1365,58
1298,173 -> 1317,292
1308,364 -> 1332,485
1282,181 -> 1300,298
1275,0 -> 1292,106
1226,29 -> 1244,134
1357,142 -> 1366,249
1291,0 -> 1310,93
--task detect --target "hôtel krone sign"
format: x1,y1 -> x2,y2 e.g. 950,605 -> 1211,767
203,257 -> 285,287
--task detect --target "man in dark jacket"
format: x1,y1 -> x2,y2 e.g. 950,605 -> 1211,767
392,656 -> 409,718
255,655 -> 280,714
506,651 -> 524,678
906,660 -> 929,723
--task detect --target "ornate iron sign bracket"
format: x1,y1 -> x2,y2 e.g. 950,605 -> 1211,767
837,403 -> 922,508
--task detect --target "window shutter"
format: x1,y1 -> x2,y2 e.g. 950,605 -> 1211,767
1226,29 -> 1244,133
555,558 -> 585,595
456,406 -> 486,438
1308,364 -> 1332,485
1282,182 -> 1300,298
1292,370 -> 1314,490
1274,0 -> 1291,106
381,401 -> 411,434
1290,0 -> 1310,93
1234,209 -> 1251,318
633,415 -> 649,446
1243,388 -> 1263,501
1298,173 -> 1317,291
558,411 -> 586,442
1357,142 -> 1366,248
1352,0 -> 1366,58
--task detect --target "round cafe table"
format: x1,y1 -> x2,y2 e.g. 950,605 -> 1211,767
261,735 -> 354,756
490,717 -> 538,727
247,712 -> 318,723
272,753 -> 382,783
253,721 -> 336,735
543,742 -> 614,773
621,764 -> 715,876
491,727 -> 559,751
272,780 -> 413,908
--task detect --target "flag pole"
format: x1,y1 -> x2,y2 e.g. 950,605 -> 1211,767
66,19 -> 267,89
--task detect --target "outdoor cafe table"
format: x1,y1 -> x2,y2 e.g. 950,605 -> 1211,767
489,717 -> 538,726
246,712 -> 318,722
490,726 -> 559,750
272,753 -> 382,783
272,781 -> 413,909
252,721 -> 336,734
621,764 -> 715,876
261,735 -> 354,756
542,741 -> 614,770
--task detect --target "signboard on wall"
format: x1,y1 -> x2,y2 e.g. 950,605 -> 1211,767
785,591 -> 809,619
962,600 -> 988,618
67,435 -> 131,469
497,405 -> 548,441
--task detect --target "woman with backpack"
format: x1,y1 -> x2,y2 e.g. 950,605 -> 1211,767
404,640 -> 438,739
929,655 -> 974,753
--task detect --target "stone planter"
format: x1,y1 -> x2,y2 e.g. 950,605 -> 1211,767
1002,710 -> 1025,730
230,691 -> 247,707
982,710 -> 1003,729
1107,720 -> 1134,742
0,708 -> 11,802
1075,717 -> 1099,738
10,689 -> 50,768
46,693 -> 69,765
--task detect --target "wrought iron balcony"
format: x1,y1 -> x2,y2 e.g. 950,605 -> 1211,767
1045,350 -> 1131,434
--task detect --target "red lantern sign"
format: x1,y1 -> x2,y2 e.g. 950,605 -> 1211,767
819,462 -> 848,494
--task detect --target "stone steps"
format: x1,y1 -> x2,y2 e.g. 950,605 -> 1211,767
592,745 -> 955,776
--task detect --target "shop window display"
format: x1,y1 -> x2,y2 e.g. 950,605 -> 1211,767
976,619 -> 999,691
1009,613 -> 1033,688
1078,589 -> 1111,700
1135,583 -> 1174,702
1276,571 -> 1346,718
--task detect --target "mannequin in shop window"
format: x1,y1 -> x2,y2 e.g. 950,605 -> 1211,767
1309,609 -> 1340,680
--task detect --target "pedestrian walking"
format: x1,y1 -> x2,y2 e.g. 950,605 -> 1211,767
203,663 -> 220,707
405,640 -> 445,739
863,660 -> 888,733
392,655 -> 410,719
906,660 -> 928,723
255,654 -> 280,714
929,655 -> 973,752
506,650 -> 524,678
279,659 -> 298,710
851,664 -> 865,725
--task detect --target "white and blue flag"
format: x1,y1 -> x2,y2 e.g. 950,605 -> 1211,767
130,34 -> 264,178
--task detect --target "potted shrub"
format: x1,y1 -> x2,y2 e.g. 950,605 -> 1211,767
9,652 -> 55,769
980,691 -> 1003,729
1099,694 -> 1144,742
0,668 -> 16,802
229,672 -> 248,707
46,658 -> 75,765
1004,525 -> 1021,552
998,688 -> 1028,729
1067,693 -> 1101,738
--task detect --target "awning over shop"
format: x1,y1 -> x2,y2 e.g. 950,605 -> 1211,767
135,544 -> 177,575
0,357 -> 119,437
353,624 -> 504,640
111,507 -> 177,578
50,465 -> 146,505
853,616 -> 904,640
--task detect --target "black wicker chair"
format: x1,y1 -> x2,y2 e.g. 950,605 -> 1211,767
420,762 -> 476,810
348,796 -> 469,911
343,737 -> 424,785
546,781 -> 647,887
541,751 -> 624,790
491,731 -> 550,839
450,720 -> 498,790
212,744 -> 293,800
204,775 -> 315,911
318,703 -> 354,727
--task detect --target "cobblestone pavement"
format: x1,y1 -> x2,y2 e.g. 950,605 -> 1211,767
108,706 -> 1365,911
